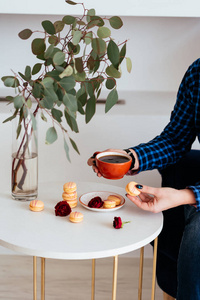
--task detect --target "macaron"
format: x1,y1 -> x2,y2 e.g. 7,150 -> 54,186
63,182 -> 77,193
103,200 -> 116,209
62,191 -> 77,201
125,181 -> 141,196
29,200 -> 44,212
69,211 -> 84,223
107,194 -> 122,206
65,199 -> 78,208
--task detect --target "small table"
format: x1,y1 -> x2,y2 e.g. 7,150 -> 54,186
0,181 -> 163,300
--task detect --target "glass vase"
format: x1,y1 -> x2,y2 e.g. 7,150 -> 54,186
11,110 -> 38,201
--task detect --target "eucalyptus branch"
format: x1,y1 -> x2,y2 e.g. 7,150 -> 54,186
2,0 -> 132,192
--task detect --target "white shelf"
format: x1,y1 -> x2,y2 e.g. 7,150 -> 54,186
0,0 -> 200,17
0,91 -> 176,116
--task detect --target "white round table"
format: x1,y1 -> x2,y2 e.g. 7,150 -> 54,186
0,181 -> 163,300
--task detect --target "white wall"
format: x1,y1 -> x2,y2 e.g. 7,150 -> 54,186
1,15 -> 200,96
1,12 -> 200,256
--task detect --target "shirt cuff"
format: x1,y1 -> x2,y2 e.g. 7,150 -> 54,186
187,185 -> 200,211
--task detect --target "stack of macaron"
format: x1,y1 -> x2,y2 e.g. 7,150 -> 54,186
103,194 -> 122,209
62,181 -> 78,208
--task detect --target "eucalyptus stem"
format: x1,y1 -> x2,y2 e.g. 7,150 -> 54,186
12,105 -> 39,192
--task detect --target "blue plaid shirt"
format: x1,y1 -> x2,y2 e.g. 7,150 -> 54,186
132,58 -> 200,211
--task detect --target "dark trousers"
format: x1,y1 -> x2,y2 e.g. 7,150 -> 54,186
156,149 -> 200,299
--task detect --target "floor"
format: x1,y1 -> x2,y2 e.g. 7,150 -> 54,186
0,255 -> 164,300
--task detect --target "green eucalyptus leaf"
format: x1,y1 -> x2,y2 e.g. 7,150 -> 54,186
32,63 -> 42,75
66,0 -> 77,5
87,55 -> 95,71
85,81 -> 95,98
59,65 -> 73,78
42,20 -> 56,35
109,16 -> 123,29
64,109 -> 79,132
84,31 -> 93,45
32,82 -> 43,98
106,65 -> 121,78
16,123 -> 21,139
97,27 -> 111,39
106,77 -> 116,89
18,72 -> 27,81
93,58 -> 100,73
30,113 -> 37,131
69,137 -> 80,154
3,114 -> 17,123
126,57 -> 132,73
45,127 -> 57,144
92,38 -> 106,56
76,86 -> 87,106
63,93 -> 77,113
72,30 -> 82,45
86,8 -> 96,22
107,40 -> 120,68
5,96 -> 14,102
32,38 -> 46,55
25,65 -> 31,81
105,88 -> 118,113
22,106 -> 28,119
53,51 -> 65,66
51,108 -> 63,122
41,88 -> 58,109
74,71 -> 86,82
59,76 -> 76,92
46,70 -> 61,81
18,29 -> 32,40
119,43 -> 126,64
48,35 -> 59,45
87,16 -> 104,29
41,112 -> 47,122
62,15 -> 76,24
64,138 -> 71,162
26,98 -> 32,109
68,42 -> 80,55
77,100 -> 85,114
77,20 -> 85,26
2,76 -> 19,88
14,95 -> 25,109
41,77 -> 54,88
44,44 -> 55,59
54,21 -> 65,33
75,57 -> 83,73
85,96 -> 96,123
3,77 -> 15,87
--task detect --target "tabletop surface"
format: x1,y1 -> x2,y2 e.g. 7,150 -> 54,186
0,181 -> 163,260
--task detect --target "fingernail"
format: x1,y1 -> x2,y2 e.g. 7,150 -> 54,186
136,184 -> 143,189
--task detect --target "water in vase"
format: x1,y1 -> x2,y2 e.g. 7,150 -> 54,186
11,152 -> 38,201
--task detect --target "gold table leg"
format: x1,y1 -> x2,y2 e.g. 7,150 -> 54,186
91,259 -> 95,300
138,247 -> 144,300
151,237 -> 158,300
41,257 -> 45,300
33,256 -> 37,300
112,255 -> 118,300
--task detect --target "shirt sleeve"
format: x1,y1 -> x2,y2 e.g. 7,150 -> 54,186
128,59 -> 200,210
132,62 -> 198,172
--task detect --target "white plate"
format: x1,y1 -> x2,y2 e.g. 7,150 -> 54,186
79,191 -> 125,212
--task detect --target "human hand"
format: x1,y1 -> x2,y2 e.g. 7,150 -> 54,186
87,149 -> 128,177
126,184 -> 196,213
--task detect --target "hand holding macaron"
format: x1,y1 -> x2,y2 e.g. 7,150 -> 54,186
126,182 -> 196,213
